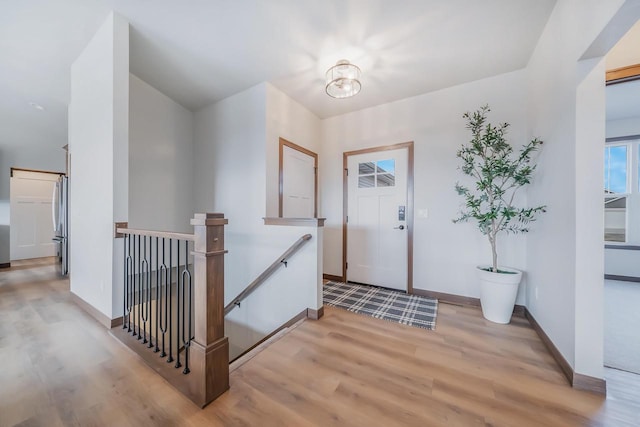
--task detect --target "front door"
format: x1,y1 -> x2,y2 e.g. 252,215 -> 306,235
346,147 -> 409,291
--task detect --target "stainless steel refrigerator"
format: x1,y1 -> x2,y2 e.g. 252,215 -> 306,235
52,175 -> 68,276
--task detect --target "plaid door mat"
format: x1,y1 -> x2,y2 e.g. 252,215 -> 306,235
323,282 -> 438,330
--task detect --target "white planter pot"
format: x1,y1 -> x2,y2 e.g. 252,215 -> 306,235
477,266 -> 523,324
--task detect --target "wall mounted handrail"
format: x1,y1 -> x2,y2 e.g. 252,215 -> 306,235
225,234 -> 312,316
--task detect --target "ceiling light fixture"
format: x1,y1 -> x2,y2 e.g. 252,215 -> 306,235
28,101 -> 45,111
325,59 -> 361,99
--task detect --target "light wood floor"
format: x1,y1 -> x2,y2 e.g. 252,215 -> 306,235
1,258 -> 639,426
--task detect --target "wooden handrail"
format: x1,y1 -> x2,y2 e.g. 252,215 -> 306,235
225,234 -> 312,316
116,227 -> 195,241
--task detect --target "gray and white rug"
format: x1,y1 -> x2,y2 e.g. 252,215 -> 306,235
323,281 -> 438,330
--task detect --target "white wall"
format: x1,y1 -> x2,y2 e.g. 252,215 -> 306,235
194,84 -> 322,357
605,249 -> 640,277
225,224 -> 322,359
320,70 -> 530,304
68,12 -> 129,319
129,74 -> 194,232
607,117 -> 640,138
525,0 -> 628,379
0,146 -> 65,264
265,83 -> 322,217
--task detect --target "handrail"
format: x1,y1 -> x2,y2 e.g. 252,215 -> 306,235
116,227 -> 195,242
224,234 -> 312,315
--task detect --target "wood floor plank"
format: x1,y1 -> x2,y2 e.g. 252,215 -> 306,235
2,258 -> 640,426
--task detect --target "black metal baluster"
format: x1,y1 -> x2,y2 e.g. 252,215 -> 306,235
126,234 -> 133,333
159,238 -> 168,358
132,235 -> 137,337
175,240 -> 182,369
143,236 -> 153,348
137,235 -> 142,340
123,234 -> 127,330
154,236 -> 160,353
167,239 -> 174,364
182,240 -> 192,375
139,236 -> 147,344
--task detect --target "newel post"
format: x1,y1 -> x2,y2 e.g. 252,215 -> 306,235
189,213 -> 229,407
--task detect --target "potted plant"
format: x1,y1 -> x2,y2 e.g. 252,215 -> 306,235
453,105 -> 546,324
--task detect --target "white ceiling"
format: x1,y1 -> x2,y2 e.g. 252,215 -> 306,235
1,0 -> 558,150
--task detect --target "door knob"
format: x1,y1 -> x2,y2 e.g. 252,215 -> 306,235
394,225 -> 405,230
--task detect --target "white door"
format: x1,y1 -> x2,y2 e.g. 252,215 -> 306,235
282,145 -> 316,217
347,148 -> 408,290
10,171 -> 59,260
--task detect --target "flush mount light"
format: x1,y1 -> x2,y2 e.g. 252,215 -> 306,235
325,59 -> 361,99
28,101 -> 45,111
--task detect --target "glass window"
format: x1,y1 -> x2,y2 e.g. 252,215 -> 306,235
604,143 -> 630,242
357,159 -> 396,188
377,174 -> 395,187
358,175 -> 375,188
359,162 -> 375,175
604,145 -> 628,194
604,196 -> 626,242
376,159 -> 395,174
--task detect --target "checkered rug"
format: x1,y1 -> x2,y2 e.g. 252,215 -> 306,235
323,282 -> 438,330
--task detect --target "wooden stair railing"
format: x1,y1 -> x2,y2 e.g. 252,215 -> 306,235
113,213 -> 228,408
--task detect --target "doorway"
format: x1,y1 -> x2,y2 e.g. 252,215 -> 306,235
279,138 -> 318,218
343,142 -> 414,292
10,168 -> 62,260
602,19 -> 640,382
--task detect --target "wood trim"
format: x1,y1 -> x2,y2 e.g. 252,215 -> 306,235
412,288 -> 481,308
230,309 -> 308,364
525,308 -> 606,395
342,153 -> 348,282
110,316 -> 124,328
189,212 -> 229,407
263,217 -> 325,227
114,222 -> 128,238
573,373 -> 607,395
279,138 -> 319,218
412,288 -> 525,317
115,227 -> 195,241
307,306 -> 324,320
524,308 -> 574,386
342,141 -> 414,292
110,326 -> 211,405
606,63 -> 640,84
0,262 -> 10,269
323,273 -> 344,282
604,274 -> 640,283
10,167 -> 65,177
71,292 -> 117,329
229,314 -> 307,373
406,143 -> 414,294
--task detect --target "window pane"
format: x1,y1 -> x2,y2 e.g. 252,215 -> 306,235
358,162 -> 375,175
358,175 -> 375,188
604,145 -> 628,194
377,173 -> 395,187
376,159 -> 395,174
604,196 -> 626,242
